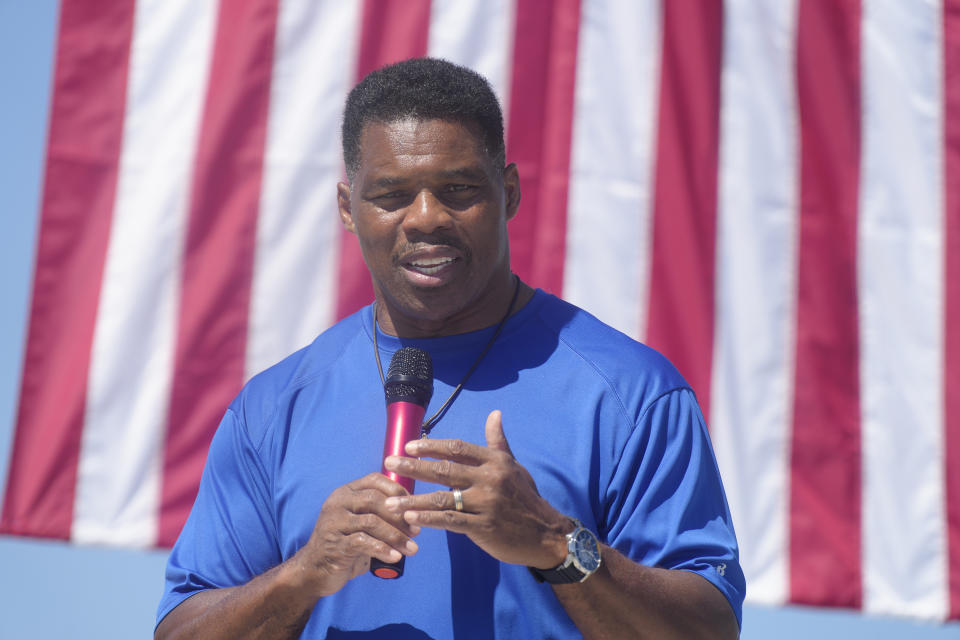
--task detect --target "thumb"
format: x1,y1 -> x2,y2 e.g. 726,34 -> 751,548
485,410 -> 513,456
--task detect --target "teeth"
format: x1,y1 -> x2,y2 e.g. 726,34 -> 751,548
412,257 -> 454,267
409,257 -> 455,273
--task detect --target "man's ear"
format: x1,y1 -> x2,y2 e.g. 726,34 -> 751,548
337,181 -> 356,234
503,162 -> 521,221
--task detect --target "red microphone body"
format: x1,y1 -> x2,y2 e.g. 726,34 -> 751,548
380,401 -> 425,493
371,346 -> 433,580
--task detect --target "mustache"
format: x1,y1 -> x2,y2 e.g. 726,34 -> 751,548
395,234 -> 470,260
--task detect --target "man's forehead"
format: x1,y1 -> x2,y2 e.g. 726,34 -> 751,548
354,118 -> 492,173
358,117 -> 486,152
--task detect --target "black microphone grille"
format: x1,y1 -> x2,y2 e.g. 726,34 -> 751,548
384,347 -> 434,404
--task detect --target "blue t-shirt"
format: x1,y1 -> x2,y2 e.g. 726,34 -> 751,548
157,291 -> 745,637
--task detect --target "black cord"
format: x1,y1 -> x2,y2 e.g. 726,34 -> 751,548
373,275 -> 521,437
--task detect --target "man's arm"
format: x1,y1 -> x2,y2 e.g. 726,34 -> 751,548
551,547 -> 739,639
153,564 -> 315,640
383,410 -> 740,639
155,473 -> 420,640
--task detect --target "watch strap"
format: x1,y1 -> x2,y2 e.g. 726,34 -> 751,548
528,562 -> 587,584
528,518 -> 599,584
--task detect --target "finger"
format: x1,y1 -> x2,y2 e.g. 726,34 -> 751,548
342,530 -> 406,565
385,488 -> 467,514
402,508 -> 477,534
484,410 -> 513,457
383,455 -> 473,487
327,476 -> 420,537
346,471 -> 411,498
404,437 -> 489,465
339,512 -> 420,559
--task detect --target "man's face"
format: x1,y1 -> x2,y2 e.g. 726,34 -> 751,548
338,118 -> 520,337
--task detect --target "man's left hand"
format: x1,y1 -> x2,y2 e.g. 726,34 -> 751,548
383,410 -> 570,569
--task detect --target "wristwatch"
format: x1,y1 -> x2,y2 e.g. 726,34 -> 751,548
529,518 -> 602,584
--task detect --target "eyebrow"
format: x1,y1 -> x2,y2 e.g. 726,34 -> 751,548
368,166 -> 490,190
368,176 -> 407,189
437,167 -> 489,181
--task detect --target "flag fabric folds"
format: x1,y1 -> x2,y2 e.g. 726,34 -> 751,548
3,0 -> 959,622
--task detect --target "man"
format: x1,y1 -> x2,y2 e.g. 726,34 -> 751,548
156,57 -> 744,639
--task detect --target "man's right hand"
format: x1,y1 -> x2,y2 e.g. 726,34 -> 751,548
155,473 -> 419,640
292,472 -> 422,598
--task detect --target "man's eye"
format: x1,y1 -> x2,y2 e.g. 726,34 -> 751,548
371,191 -> 408,205
443,184 -> 480,200
368,191 -> 410,211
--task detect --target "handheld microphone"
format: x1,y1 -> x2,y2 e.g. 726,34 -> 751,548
371,346 -> 433,579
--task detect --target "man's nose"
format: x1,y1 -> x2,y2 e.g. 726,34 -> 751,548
402,189 -> 452,234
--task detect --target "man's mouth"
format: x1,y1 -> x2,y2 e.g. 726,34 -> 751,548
406,256 -> 459,275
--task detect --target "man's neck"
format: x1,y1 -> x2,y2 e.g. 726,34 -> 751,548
374,278 -> 535,339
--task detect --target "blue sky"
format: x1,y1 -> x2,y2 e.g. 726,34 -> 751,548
0,2 -> 958,638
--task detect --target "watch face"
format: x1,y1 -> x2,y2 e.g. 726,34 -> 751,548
571,528 -> 602,573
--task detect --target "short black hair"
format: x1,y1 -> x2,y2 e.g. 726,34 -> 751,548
342,57 -> 505,179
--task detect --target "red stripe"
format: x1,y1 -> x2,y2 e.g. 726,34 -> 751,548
159,0 -> 280,546
333,0 -> 431,320
0,0 -> 135,540
505,0 -> 581,295
644,0 -> 723,420
944,0 -> 960,621
789,0 -> 862,609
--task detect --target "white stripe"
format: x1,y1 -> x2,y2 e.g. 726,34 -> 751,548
245,0 -> 362,380
710,0 -> 798,606
860,0 -> 946,619
563,0 -> 660,340
73,0 -> 217,546
428,0 -> 515,113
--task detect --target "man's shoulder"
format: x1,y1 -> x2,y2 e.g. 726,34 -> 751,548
529,292 -> 691,405
229,308 -> 370,429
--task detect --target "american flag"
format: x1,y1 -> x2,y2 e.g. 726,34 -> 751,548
2,0 -> 958,623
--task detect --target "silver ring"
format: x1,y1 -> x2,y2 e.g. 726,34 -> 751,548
452,487 -> 464,512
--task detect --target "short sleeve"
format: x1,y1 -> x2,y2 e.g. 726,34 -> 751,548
155,408 -> 282,628
604,388 -> 746,627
